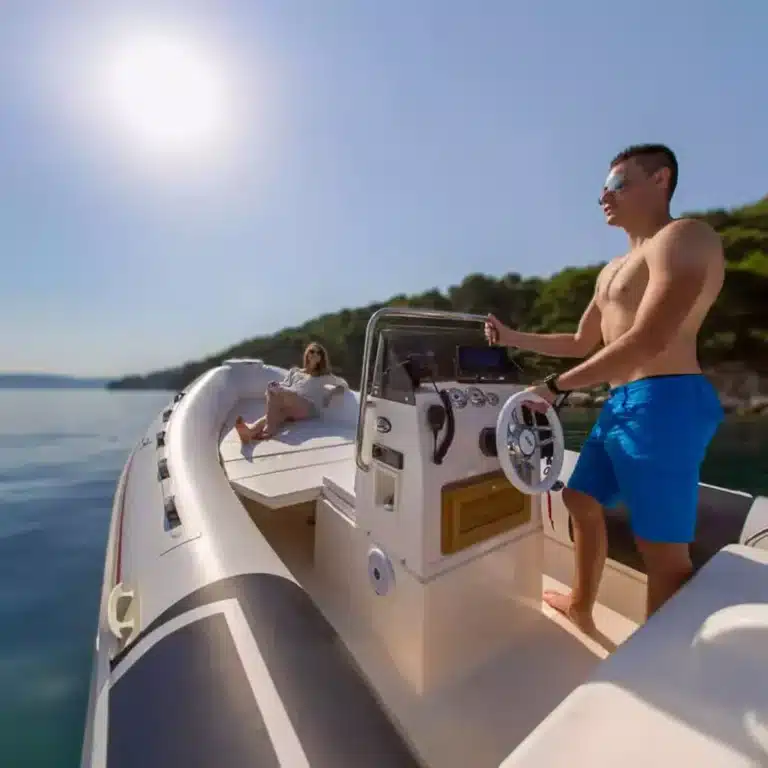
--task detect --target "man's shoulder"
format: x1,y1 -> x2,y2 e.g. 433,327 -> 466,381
649,217 -> 723,269
658,217 -> 722,248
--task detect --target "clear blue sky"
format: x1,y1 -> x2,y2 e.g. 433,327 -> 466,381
1,0 -> 766,377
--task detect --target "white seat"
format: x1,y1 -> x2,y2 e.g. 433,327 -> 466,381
500,544 -> 768,767
231,462 -> 350,509
220,398 -> 356,509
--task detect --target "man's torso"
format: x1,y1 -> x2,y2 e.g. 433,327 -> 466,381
594,220 -> 724,388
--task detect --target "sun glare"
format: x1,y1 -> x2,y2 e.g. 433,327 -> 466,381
97,25 -> 237,164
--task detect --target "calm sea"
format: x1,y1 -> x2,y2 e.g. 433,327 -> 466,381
0,389 -> 766,767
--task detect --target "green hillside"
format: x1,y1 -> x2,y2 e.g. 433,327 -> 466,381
109,197 -> 768,398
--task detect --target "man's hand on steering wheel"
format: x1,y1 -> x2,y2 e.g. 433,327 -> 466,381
522,373 -> 572,414
521,383 -> 556,413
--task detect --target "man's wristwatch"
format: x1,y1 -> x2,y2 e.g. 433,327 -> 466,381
542,373 -> 568,397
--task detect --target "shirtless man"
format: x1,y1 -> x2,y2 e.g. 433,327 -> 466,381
485,143 -> 725,631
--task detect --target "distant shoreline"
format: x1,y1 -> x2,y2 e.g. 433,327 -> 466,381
0,374 -> 109,390
0,385 -> 109,391
6,374 -> 765,415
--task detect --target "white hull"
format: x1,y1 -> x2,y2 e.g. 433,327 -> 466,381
82,316 -> 768,768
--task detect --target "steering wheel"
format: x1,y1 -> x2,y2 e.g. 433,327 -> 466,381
495,390 -> 565,494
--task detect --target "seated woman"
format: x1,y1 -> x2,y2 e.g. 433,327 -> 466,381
235,342 -> 347,443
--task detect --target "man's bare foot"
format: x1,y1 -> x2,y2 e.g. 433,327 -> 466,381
543,590 -> 598,634
544,590 -> 618,652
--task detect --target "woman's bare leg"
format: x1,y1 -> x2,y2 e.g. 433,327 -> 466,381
262,390 -> 312,437
235,388 -> 284,443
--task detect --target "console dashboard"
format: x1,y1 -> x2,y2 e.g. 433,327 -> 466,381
371,326 -> 523,405
369,325 -> 548,469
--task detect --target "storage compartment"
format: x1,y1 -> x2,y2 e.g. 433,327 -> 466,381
441,470 -> 531,555
374,465 -> 399,512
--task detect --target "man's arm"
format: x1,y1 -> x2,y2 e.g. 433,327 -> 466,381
491,269 -> 605,358
504,297 -> 603,358
555,220 -> 722,392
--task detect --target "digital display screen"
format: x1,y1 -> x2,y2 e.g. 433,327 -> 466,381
455,345 -> 521,381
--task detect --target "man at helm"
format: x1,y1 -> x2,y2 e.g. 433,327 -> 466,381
485,144 -> 725,631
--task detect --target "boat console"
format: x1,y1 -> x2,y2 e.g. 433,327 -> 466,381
316,308 -> 567,694
355,313 -> 562,578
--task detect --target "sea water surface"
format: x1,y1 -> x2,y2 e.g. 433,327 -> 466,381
0,389 -> 766,767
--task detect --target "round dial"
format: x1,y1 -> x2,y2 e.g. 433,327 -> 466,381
485,391 -> 499,406
448,387 -> 468,409
467,387 -> 486,407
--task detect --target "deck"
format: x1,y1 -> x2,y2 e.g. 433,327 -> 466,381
220,398 -> 357,509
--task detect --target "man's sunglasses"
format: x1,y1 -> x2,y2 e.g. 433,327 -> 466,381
599,171 -> 629,204
604,172 -> 628,192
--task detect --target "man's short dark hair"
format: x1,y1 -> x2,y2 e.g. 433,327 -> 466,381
610,143 -> 678,202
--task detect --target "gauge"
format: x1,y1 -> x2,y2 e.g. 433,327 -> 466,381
448,388 -> 468,409
485,391 -> 499,406
467,387 -> 486,407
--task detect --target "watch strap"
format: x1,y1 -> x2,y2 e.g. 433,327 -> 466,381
543,373 -> 566,396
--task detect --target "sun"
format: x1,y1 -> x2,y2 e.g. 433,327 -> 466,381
97,24 -> 236,164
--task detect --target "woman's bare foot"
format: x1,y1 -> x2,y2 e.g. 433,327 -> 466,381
235,416 -> 253,443
543,590 -> 597,634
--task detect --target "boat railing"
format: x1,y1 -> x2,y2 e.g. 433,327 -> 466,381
355,307 -> 487,471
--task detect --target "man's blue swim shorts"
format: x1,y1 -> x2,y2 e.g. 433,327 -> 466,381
566,374 -> 725,543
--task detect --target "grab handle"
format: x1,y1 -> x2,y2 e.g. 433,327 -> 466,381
107,582 -> 136,641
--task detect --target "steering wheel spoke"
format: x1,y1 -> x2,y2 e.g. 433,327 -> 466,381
518,460 -> 532,486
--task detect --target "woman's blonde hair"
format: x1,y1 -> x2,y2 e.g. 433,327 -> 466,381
303,342 -> 330,376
